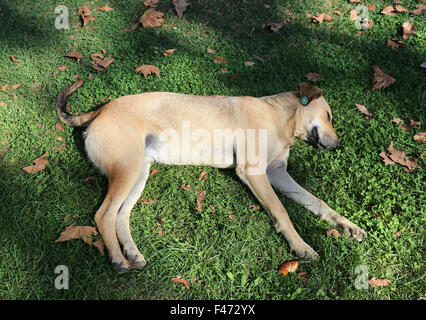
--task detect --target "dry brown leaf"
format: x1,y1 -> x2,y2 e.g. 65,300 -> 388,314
413,132 -> 426,142
11,84 -> 20,90
181,183 -> 192,190
91,54 -> 114,71
248,204 -> 260,210
55,122 -> 64,132
350,10 -> 358,21
244,61 -> 256,66
138,9 -> 165,29
279,261 -> 299,276
22,152 -> 49,174
368,278 -> 391,287
366,4 -> 376,11
411,4 -> 426,15
312,13 -> 332,24
372,65 -> 396,91
143,0 -> 160,7
163,48 -> 176,56
0,102 -> 4,107
397,119 -> 421,131
381,5 -> 396,16
395,4 -> 408,12
171,277 -> 190,289
355,104 -> 373,120
98,4 -> 113,12
173,0 -> 189,19
264,22 -> 285,32
58,65 -> 69,72
214,56 -> 227,64
1,84 -> 8,91
55,223 -> 98,245
305,72 -> 322,82
198,170 -> 208,181
402,20 -> 416,39
93,239 -> 105,255
387,38 -> 403,48
380,141 -> 417,172
10,55 -> 17,63
207,48 -> 216,54
326,228 -> 341,237
150,168 -> 160,175
77,4 -> 95,26
134,64 -> 161,78
64,51 -> 84,62
221,68 -> 228,74
349,0 -> 361,3
334,10 -> 341,15
196,190 -> 206,212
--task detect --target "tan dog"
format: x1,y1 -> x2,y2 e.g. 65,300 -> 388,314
56,80 -> 366,273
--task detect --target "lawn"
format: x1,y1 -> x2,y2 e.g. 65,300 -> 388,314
0,0 -> 424,300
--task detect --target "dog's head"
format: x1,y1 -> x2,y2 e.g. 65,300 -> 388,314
295,83 -> 341,151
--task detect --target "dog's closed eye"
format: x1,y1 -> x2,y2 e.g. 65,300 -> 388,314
327,112 -> 331,122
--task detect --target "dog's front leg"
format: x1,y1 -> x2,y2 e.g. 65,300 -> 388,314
266,162 -> 366,241
236,164 -> 319,260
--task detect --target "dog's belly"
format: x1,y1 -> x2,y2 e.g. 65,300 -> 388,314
144,135 -> 236,168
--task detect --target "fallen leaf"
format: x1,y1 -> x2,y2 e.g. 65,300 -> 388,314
395,4 -> 408,13
227,211 -> 235,220
198,170 -> 208,181
22,152 -> 48,174
1,84 -> 8,91
11,84 -> 20,90
91,54 -> 114,71
10,55 -> 17,63
150,168 -> 160,175
173,0 -> 189,19
134,64 -> 161,78
221,68 -> 228,74
64,51 -> 84,62
138,8 -> 165,29
90,53 -> 104,60
171,276 -> 190,289
350,10 -> 358,21
55,223 -> 99,246
196,190 -> 206,212
58,65 -> 69,72
298,271 -> 309,285
55,122 -> 64,132
326,228 -> 341,237
248,204 -> 260,210
380,141 -> 417,172
381,5 -> 396,16
77,4 -> 95,27
0,102 -> 5,107
366,4 -> 376,11
411,4 -> 426,15
163,48 -> 176,56
264,22 -> 285,32
98,4 -> 113,12
143,0 -> 160,7
138,198 -> 157,204
397,119 -> 421,131
372,65 -> 396,91
243,61 -> 255,66
413,132 -> 426,142
349,0 -> 361,3
207,48 -> 216,54
93,239 -> 104,255
83,176 -> 96,182
214,56 -> 227,64
181,184 -> 192,190
334,10 -> 341,15
368,278 -> 391,287
305,72 -> 322,82
387,38 -> 403,48
312,13 -> 332,24
279,261 -> 299,276
402,20 -> 416,39
355,104 -> 373,120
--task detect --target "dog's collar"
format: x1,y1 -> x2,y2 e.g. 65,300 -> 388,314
300,96 -> 309,106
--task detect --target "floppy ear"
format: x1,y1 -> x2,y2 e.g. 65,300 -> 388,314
297,82 -> 323,106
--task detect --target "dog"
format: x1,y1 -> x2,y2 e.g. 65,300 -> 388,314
56,80 -> 366,273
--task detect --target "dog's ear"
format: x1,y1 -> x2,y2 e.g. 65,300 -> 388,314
297,82 -> 323,106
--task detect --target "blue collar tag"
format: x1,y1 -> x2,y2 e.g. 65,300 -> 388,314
300,96 -> 309,106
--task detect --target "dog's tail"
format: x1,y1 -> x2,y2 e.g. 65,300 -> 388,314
56,79 -> 101,127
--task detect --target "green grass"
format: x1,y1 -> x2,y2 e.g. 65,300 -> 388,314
0,0 -> 424,300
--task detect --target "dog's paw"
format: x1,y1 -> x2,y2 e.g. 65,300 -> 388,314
343,224 -> 367,242
112,259 -> 132,274
293,243 -> 319,261
128,254 -> 147,270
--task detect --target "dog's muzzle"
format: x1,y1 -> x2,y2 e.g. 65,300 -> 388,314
308,126 -> 341,151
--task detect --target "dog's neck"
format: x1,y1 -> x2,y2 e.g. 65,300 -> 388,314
260,92 -> 304,142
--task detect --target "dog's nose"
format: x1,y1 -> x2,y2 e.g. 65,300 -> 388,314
335,141 -> 342,149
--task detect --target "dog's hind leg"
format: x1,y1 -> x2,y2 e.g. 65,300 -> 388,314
115,161 -> 151,269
